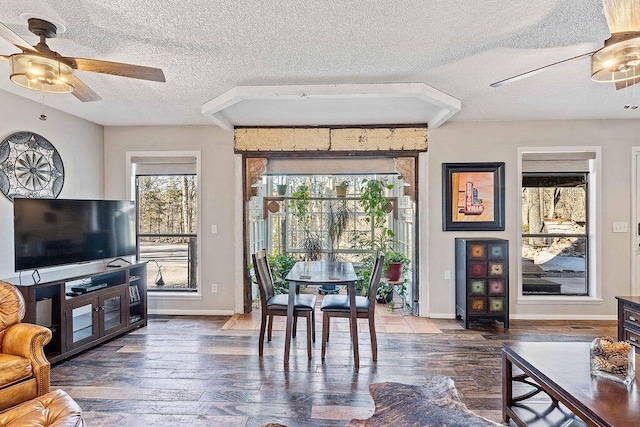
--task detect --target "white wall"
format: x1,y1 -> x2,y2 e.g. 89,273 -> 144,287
426,119 -> 640,319
103,126 -> 236,314
3,96 -> 637,321
0,90 -> 104,279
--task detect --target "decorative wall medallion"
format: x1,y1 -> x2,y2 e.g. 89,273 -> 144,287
0,131 -> 64,201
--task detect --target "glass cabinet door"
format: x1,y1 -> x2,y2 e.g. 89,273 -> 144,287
68,299 -> 99,347
102,293 -> 124,334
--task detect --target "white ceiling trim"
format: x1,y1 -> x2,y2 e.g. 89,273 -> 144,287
201,83 -> 461,130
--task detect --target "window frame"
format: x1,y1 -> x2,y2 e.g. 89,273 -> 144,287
516,147 -> 602,306
521,172 -> 589,296
126,151 -> 202,300
135,174 -> 198,292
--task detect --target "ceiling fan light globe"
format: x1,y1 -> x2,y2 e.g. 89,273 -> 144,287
27,66 -> 43,76
9,53 -> 74,93
591,36 -> 640,82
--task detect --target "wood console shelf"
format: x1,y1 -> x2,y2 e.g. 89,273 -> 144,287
4,261 -> 147,364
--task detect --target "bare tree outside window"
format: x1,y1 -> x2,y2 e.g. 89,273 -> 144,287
137,175 -> 198,291
522,173 -> 588,296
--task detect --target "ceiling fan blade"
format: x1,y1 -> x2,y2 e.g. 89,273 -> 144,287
70,57 -> 166,82
0,22 -> 36,52
615,77 -> 640,90
72,76 -> 102,102
490,51 -> 596,88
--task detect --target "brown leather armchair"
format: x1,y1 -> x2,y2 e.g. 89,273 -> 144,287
0,281 -> 52,411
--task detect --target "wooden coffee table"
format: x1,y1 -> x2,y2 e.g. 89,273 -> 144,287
502,342 -> 640,426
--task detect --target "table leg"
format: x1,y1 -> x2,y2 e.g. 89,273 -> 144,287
348,282 -> 359,368
502,350 -> 512,423
284,281 -> 296,365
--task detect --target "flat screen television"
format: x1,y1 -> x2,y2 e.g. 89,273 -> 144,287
13,198 -> 137,271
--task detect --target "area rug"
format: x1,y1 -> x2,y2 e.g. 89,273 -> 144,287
346,376 -> 502,426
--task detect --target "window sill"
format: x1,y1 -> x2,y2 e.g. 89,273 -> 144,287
148,291 -> 203,301
516,295 -> 602,305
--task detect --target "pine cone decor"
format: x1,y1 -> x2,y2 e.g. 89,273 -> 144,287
590,336 -> 635,384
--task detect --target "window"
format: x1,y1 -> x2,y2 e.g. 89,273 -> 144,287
522,173 -> 588,295
136,175 -> 198,291
264,175 -> 401,263
128,153 -> 200,293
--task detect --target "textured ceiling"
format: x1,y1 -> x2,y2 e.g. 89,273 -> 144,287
0,0 -> 635,127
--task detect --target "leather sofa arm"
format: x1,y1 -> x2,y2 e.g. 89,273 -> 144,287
3,323 -> 52,396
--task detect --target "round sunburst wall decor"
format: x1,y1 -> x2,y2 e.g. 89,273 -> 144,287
0,131 -> 65,201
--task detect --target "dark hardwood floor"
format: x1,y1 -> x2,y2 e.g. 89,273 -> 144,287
50,314 -> 616,426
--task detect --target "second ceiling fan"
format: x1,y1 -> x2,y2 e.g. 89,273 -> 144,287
491,0 -> 640,91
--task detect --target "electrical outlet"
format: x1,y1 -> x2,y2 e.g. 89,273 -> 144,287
613,222 -> 628,233
211,283 -> 218,293
211,225 -> 218,234
444,270 -> 451,280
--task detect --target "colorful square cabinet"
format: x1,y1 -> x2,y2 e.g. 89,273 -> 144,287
455,237 -> 509,330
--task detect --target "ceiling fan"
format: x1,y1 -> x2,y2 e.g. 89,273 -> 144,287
0,17 -> 165,102
491,0 -> 640,91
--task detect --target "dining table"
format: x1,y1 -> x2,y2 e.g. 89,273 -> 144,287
284,261 -> 359,366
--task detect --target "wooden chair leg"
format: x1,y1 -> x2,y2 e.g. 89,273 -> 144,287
267,314 -> 273,341
311,309 -> 316,343
306,312 -> 312,359
322,313 -> 329,359
326,315 -> 330,342
259,311 -> 267,357
369,314 -> 377,362
293,315 -> 298,338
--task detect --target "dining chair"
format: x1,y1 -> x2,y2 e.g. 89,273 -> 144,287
320,252 -> 384,362
252,250 -> 316,358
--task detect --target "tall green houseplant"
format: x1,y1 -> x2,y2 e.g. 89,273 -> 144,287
359,178 -> 411,307
326,198 -> 352,261
289,185 -> 322,260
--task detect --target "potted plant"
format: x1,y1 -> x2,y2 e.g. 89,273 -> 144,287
376,282 -> 394,304
355,253 -> 374,296
277,184 -> 288,196
327,199 -> 352,260
384,248 -> 410,281
335,179 -> 349,197
289,185 -> 323,261
360,178 -> 394,229
268,253 -> 298,294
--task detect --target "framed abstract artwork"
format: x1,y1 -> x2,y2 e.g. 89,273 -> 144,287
442,162 -> 505,231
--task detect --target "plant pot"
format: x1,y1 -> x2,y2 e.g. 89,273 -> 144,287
335,186 -> 347,197
277,184 -> 288,196
376,286 -> 393,303
386,262 -> 403,281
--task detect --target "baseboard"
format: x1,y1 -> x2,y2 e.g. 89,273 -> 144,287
148,309 -> 235,316
510,313 -> 617,321
428,313 -> 456,319
427,313 -> 616,321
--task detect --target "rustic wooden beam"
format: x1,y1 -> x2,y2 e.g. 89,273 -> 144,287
235,126 -> 427,153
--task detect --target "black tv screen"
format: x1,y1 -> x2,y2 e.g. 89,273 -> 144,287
13,198 -> 137,271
